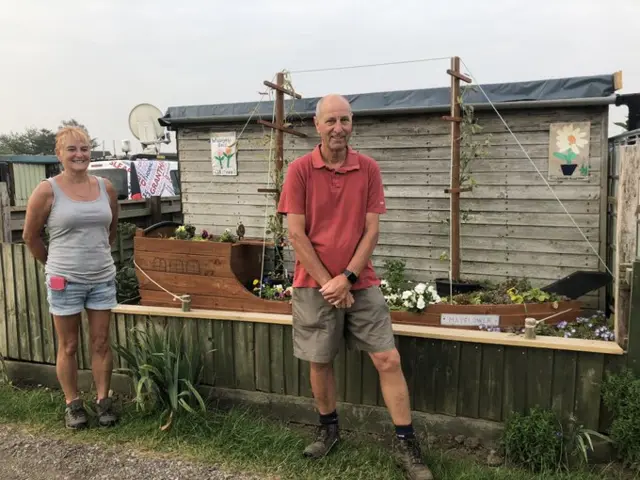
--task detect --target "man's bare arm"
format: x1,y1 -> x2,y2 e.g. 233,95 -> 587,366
22,182 -> 52,264
345,212 -> 380,276
287,213 -> 334,286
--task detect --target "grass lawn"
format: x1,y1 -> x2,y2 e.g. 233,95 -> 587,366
0,384 -> 632,480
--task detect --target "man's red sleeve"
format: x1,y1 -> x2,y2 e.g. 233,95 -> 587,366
367,160 -> 387,214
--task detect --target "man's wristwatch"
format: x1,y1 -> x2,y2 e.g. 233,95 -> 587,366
343,269 -> 358,284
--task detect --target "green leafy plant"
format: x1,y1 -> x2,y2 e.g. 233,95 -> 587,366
502,407 -> 564,473
115,256 -> 139,304
502,407 -> 611,473
112,322 -> 207,431
506,286 -> 554,304
602,369 -> 640,470
562,414 -> 611,468
382,259 -> 408,292
459,85 -> 492,190
218,228 -> 236,243
0,353 -> 9,386
252,272 -> 293,301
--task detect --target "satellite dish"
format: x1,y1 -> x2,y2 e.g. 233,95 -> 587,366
128,103 -> 170,154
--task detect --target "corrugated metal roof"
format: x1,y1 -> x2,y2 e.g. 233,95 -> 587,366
0,155 -> 59,164
159,73 -> 618,127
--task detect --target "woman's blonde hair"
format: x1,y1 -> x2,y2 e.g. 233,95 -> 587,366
55,126 -> 91,155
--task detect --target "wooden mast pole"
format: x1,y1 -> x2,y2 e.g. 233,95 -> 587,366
449,56 -> 462,281
443,56 -> 471,283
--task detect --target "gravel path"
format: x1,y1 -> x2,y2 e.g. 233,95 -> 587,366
0,423 -> 265,480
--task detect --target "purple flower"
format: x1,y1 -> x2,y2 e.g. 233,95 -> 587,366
557,321 -> 568,329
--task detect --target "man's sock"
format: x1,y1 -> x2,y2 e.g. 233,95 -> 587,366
395,423 -> 415,440
319,410 -> 338,426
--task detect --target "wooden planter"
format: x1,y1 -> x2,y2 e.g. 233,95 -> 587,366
389,300 -> 582,329
134,234 -> 292,314
134,231 -> 582,330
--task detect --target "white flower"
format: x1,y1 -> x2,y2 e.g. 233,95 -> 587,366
389,294 -> 398,302
416,297 -> 426,310
403,300 -> 411,308
414,283 -> 427,294
380,279 -> 388,286
285,286 -> 293,294
427,285 -> 437,294
401,290 -> 413,300
275,284 -> 284,292
555,124 -> 588,155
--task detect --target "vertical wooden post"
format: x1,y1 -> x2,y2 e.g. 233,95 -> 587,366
149,195 -> 163,226
449,56 -> 462,281
275,72 -> 285,194
628,259 -> 640,376
273,72 -> 286,277
0,182 -> 12,243
257,73 -> 307,279
614,144 -> 640,348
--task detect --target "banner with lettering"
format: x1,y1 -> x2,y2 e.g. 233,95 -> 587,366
134,159 -> 176,197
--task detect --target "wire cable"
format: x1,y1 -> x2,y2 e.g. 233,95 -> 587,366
459,59 -> 613,276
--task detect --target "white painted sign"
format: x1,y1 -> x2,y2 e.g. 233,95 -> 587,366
440,313 -> 500,327
211,131 -> 238,176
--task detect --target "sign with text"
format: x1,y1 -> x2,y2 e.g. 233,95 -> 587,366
440,313 -> 500,327
211,132 -> 238,176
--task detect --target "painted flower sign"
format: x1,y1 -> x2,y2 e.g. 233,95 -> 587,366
548,122 -> 591,178
210,132 -> 238,176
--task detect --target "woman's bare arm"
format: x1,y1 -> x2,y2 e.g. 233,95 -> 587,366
22,182 -> 53,264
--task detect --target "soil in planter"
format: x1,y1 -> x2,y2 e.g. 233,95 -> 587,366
442,278 -> 566,305
435,278 -> 483,297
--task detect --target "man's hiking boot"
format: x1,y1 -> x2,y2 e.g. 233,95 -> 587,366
65,399 -> 88,430
96,397 -> 118,427
393,436 -> 434,480
303,423 -> 340,459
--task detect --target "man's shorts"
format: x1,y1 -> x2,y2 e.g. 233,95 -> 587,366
45,275 -> 118,317
291,286 -> 396,363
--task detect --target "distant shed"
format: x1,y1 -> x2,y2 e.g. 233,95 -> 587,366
160,73 -> 624,309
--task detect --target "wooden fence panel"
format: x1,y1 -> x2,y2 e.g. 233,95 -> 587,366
0,243 -> 636,433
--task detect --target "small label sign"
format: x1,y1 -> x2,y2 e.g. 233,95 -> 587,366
440,313 -> 500,327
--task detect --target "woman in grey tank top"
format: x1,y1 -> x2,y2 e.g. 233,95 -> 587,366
22,126 -> 120,430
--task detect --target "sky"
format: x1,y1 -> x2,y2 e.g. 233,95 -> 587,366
1,0 -> 638,155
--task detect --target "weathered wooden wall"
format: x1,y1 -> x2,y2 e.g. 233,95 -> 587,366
1,243 -> 633,433
177,106 -> 608,308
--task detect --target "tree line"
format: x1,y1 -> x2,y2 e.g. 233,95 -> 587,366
0,119 -> 98,155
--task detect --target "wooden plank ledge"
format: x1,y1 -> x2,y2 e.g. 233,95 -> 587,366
112,305 -> 625,355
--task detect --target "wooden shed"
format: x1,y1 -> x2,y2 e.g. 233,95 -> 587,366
159,72 -> 625,310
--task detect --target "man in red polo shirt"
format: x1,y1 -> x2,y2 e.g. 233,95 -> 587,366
277,94 -> 433,479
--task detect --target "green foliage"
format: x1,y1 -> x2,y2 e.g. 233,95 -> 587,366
252,272 -> 293,301
0,118 -> 98,154
112,322 -> 207,431
0,353 -> 9,386
459,85 -> 493,189
0,127 -> 57,155
534,311 -> 615,341
115,257 -> 139,304
218,228 -> 236,243
502,407 -> 609,473
382,259 -> 407,292
503,407 -> 564,473
602,369 -> 640,470
447,278 -> 564,306
507,286 -> 554,304
114,222 -> 139,304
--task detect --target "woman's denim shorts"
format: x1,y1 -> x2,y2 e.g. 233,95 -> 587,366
45,275 -> 118,316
